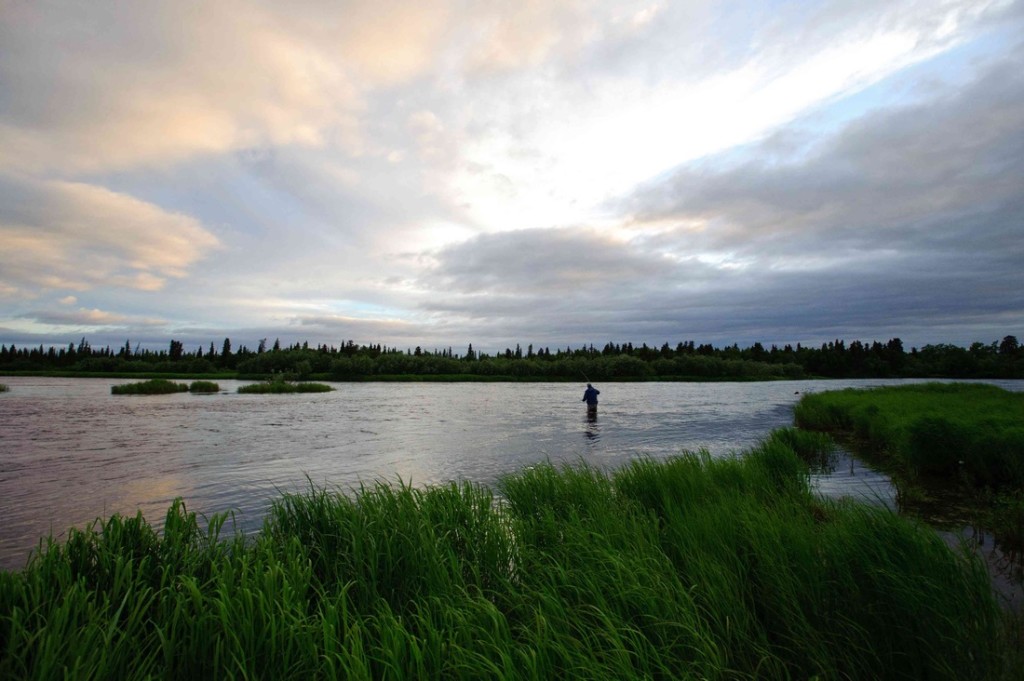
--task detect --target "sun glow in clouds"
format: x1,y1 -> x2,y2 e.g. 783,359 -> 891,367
451,16 -> 979,236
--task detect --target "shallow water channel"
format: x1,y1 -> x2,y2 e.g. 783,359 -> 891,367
1,377 -> 1021,581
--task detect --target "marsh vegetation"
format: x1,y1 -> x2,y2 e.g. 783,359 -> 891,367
237,377 -> 333,394
0,434 -> 1008,679
188,380 -> 220,393
795,383 -> 1024,555
109,379 -> 223,395
111,378 -> 189,395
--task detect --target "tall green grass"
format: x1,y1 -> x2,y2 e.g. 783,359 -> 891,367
238,379 -> 333,394
794,383 -> 1024,489
0,434 -> 1008,679
188,380 -> 220,393
111,378 -> 189,395
763,426 -> 838,471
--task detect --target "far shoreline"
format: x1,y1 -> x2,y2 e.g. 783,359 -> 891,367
1,371 -> 853,383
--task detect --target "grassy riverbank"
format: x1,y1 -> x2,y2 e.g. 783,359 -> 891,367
794,383 -> 1024,486
794,383 -> 1024,553
0,432 -> 1010,679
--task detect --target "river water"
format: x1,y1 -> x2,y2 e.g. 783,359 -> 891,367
1,377 -> 1021,572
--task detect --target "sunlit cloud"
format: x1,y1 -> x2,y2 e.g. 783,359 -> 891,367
447,1 -> 1008,233
23,308 -> 165,328
0,175 -> 220,294
0,1 -> 381,173
625,47 -> 1024,267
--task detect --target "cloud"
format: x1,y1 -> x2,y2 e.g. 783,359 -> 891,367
626,44 -> 1024,267
431,0 -> 1015,234
591,45 -> 1021,344
461,1 -> 603,74
0,174 -> 220,295
407,41 -> 1024,349
411,226 -> 743,346
424,227 -> 682,295
290,313 -> 430,343
0,1 -> 457,173
22,307 -> 165,328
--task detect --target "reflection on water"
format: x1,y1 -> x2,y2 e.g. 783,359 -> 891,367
584,408 -> 600,445
810,446 -> 1024,610
810,448 -> 897,509
0,377 -> 1021,572
946,526 -> 1023,611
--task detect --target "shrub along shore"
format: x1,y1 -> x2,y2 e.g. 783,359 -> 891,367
0,430 -> 1012,679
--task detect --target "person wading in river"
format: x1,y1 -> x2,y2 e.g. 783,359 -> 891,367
582,383 -> 600,415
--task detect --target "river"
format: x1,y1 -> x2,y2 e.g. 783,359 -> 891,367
1,376 -> 1021,571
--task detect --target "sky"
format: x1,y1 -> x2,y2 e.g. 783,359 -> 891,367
1,0 -> 1022,354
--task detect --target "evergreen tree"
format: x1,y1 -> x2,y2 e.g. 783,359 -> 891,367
999,335 -> 1019,356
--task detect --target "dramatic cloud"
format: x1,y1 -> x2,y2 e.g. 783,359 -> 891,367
612,44 -> 1024,344
628,53 -> 1024,256
0,0 -> 1021,351
416,39 -> 1024,348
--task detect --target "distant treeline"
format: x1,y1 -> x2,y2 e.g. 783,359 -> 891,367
0,336 -> 1021,380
